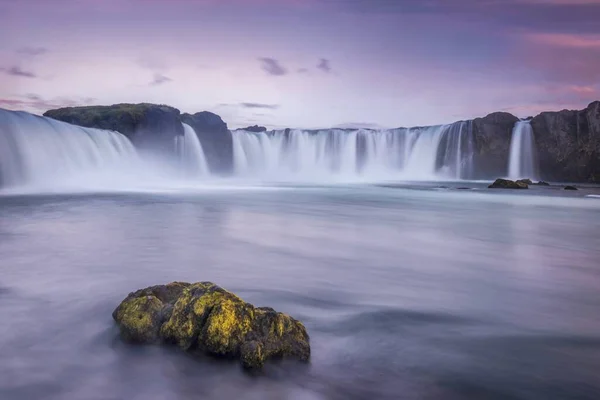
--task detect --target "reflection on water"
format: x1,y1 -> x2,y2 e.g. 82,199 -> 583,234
0,186 -> 599,399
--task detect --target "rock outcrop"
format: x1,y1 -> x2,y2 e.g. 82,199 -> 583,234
181,112 -> 233,174
239,125 -> 267,133
531,101 -> 600,183
113,282 -> 311,370
471,112 -> 520,179
44,104 -> 183,156
488,178 -> 529,189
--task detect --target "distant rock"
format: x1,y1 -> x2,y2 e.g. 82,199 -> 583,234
44,104 -> 183,156
181,112 -> 233,174
517,179 -> 533,185
564,186 -> 578,191
531,101 -> 600,183
471,112 -> 520,179
535,181 -> 550,186
113,282 -> 311,370
240,125 -> 267,133
488,178 -> 528,189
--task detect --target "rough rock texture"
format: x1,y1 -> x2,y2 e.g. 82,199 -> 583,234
44,104 -> 184,156
488,178 -> 529,189
530,101 -> 600,183
239,125 -> 267,133
181,112 -> 233,174
113,282 -> 310,369
471,112 -> 520,179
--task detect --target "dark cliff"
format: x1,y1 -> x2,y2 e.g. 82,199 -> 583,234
471,112 -> 520,179
531,101 -> 600,183
181,112 -> 233,174
44,104 -> 183,156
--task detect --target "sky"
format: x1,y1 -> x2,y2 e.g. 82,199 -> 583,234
1,0 -> 599,129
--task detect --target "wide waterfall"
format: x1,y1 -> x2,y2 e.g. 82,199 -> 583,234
175,123 -> 209,177
508,121 -> 538,180
0,109 -> 139,190
1,109 -> 479,191
231,121 -> 474,181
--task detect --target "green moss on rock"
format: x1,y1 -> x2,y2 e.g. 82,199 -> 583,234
113,281 -> 310,369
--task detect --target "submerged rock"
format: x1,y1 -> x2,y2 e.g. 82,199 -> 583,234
564,186 -> 578,191
113,282 -> 310,370
488,178 -> 528,189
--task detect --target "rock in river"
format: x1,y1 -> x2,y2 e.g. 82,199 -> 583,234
488,178 -> 529,189
113,282 -> 310,370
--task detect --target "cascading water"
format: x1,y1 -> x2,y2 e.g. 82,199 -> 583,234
0,108 -> 139,189
1,107 -> 479,190
231,121 -> 474,181
508,120 -> 538,180
175,123 -> 209,177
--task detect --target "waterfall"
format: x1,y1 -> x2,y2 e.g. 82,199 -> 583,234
231,121 -> 474,180
508,121 -> 538,180
0,108 -> 138,189
1,108 -> 481,188
176,123 -> 209,177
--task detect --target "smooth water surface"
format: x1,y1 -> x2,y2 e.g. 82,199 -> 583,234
1,184 -> 600,400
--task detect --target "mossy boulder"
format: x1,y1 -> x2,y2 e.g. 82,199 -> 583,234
488,178 -> 528,189
112,282 -> 190,343
113,282 -> 310,370
517,178 -> 533,185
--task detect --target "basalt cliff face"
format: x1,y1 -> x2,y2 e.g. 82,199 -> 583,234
181,112 -> 233,174
531,101 -> 600,183
41,101 -> 600,182
44,104 -> 183,157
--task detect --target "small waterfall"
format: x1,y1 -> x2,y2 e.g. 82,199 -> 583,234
508,121 -> 538,180
176,123 -> 209,177
231,121 -> 474,180
0,108 -> 138,189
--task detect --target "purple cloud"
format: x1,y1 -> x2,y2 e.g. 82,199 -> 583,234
258,57 -> 287,76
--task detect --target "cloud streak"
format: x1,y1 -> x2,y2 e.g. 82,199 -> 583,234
0,94 -> 96,112
240,102 -> 279,110
317,58 -> 332,73
258,57 -> 287,76
3,66 -> 37,78
16,46 -> 48,56
150,73 -> 172,86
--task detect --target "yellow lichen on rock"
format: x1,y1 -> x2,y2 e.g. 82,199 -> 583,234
113,295 -> 164,343
114,281 -> 311,369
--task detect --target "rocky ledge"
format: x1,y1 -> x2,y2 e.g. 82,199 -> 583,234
112,282 -> 310,370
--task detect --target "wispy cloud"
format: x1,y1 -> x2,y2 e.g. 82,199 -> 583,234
3,66 -> 37,78
258,57 -> 287,76
16,46 -> 48,56
525,33 -> 600,48
240,102 -> 279,110
0,94 -> 96,112
317,58 -> 332,73
150,73 -> 172,86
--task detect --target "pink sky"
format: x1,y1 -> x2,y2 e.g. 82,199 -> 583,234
1,0 -> 598,128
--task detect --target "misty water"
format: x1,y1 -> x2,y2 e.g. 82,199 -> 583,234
1,184 -> 600,400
